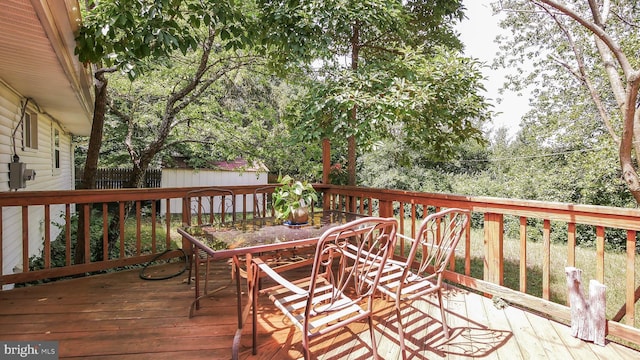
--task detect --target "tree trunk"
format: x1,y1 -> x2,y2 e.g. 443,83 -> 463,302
536,0 -> 640,205
348,23 -> 360,187
75,70 -> 109,264
619,80 -> 640,204
620,128 -> 640,204
565,267 -> 606,346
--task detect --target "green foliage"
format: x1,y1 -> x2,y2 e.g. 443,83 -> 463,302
255,0 -> 404,67
254,0 -> 466,68
29,208 -> 176,270
76,0 -> 248,79
272,175 -> 318,222
287,46 -> 490,160
93,49 -> 318,180
28,211 -> 110,276
493,1 -> 640,205
252,0 -> 488,185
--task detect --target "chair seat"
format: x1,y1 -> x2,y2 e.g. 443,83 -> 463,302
263,275 -> 369,334
376,263 -> 439,300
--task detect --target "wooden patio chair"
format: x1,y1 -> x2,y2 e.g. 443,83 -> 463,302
250,217 -> 398,359
376,208 -> 469,360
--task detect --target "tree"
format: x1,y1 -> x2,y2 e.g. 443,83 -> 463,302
76,0 -> 242,190
110,29 -> 262,188
288,46 -> 489,175
73,0 -> 245,263
495,0 -> 640,204
257,0 -> 491,185
103,45 -> 313,180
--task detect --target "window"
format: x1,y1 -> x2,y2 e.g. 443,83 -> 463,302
23,112 -> 38,149
53,128 -> 60,169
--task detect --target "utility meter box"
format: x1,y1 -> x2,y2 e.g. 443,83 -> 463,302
9,162 -> 36,190
9,162 -> 26,189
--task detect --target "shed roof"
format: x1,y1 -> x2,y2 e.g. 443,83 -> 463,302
165,157 -> 268,172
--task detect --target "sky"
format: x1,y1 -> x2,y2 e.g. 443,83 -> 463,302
456,0 -> 531,138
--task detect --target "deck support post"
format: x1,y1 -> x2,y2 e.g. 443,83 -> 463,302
483,212 -> 504,285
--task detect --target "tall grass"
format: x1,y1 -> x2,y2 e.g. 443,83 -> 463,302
458,228 -> 640,328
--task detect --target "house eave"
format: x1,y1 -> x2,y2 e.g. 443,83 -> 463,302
0,0 -> 94,135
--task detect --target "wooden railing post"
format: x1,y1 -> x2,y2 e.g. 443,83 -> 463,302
484,212 -> 504,285
378,199 -> 393,218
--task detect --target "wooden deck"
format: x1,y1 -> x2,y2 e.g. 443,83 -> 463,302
1,261 -> 639,360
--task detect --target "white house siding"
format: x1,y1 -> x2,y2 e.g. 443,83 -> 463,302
0,84 -> 75,288
161,168 -> 268,216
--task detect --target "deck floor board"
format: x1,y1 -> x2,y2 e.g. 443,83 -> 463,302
0,262 -> 637,359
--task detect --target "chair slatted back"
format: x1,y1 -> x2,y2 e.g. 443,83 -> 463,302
307,217 -> 398,314
408,208 -> 469,286
185,187 -> 236,225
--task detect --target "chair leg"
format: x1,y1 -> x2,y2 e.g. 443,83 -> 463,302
368,316 -> 378,359
396,304 -> 408,360
252,269 -> 259,355
187,251 -> 193,284
302,334 -> 311,360
437,289 -> 450,339
194,256 -> 201,310
204,258 -> 211,295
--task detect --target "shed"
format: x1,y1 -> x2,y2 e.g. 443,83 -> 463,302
160,157 -> 269,216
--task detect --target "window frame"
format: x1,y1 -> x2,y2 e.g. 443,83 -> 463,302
22,111 -> 38,150
53,126 -> 61,171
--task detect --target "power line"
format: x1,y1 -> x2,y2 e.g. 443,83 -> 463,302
462,145 -> 611,163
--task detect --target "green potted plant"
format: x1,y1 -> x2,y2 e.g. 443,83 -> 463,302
272,175 -> 318,225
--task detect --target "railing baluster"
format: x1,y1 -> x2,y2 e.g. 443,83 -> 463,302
166,199 -> 172,249
567,222 -> 576,267
626,230 -> 636,326
136,201 -> 142,256
410,203 -> 417,240
596,225 -> 605,283
119,202 -> 125,258
44,205 -> 50,269
542,219 -> 551,301
484,212 -> 504,285
82,203 -> 90,263
520,216 -> 527,293
464,215 -> 471,276
22,206 -> 28,273
399,202 -> 405,257
151,200 -> 157,253
102,203 -> 108,261
65,204 -> 71,266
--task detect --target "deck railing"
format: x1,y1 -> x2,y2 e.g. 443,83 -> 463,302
317,184 -> 640,346
1,184 -> 638,346
0,185 -> 272,286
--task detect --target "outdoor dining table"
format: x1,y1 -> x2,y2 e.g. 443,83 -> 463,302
177,210 -> 364,360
